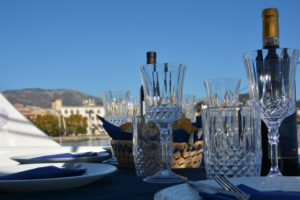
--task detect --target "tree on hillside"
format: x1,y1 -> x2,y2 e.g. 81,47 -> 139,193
29,114 -> 88,136
30,115 -> 60,137
65,114 -> 87,135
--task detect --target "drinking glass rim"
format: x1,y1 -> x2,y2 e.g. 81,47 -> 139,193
242,48 -> 300,57
139,62 -> 187,71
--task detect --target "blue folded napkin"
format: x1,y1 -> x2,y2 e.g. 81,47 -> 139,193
97,114 -> 202,143
32,152 -> 98,160
97,115 -> 133,140
199,184 -> 300,200
0,166 -> 86,180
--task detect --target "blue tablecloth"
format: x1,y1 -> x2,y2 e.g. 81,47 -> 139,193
1,163 -> 300,200
0,166 -> 206,200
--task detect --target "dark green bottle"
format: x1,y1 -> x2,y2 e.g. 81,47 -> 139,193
140,52 -> 156,116
260,8 -> 298,176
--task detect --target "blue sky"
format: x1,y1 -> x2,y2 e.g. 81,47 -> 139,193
1,0 -> 300,100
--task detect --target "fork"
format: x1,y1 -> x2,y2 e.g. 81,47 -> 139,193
213,176 -> 250,200
186,181 -> 250,200
62,162 -> 75,171
62,162 -> 82,171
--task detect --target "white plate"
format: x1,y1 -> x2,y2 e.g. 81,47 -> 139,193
154,176 -> 300,200
11,152 -> 110,164
0,163 -> 117,192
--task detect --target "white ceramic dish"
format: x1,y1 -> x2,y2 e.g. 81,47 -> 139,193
154,176 -> 300,200
11,152 -> 110,164
0,163 -> 117,192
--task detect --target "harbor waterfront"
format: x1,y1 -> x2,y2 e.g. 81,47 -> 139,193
52,135 -> 111,146
61,139 -> 111,148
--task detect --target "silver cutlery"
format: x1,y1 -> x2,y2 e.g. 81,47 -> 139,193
62,162 -> 82,171
213,176 -> 250,200
186,181 -> 250,200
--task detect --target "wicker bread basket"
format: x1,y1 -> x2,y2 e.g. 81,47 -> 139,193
111,140 -> 203,169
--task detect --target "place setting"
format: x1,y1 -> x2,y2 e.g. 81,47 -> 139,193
1,6 -> 300,200
0,162 -> 117,192
2,148 -> 115,192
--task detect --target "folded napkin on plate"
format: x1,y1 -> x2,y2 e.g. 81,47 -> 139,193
97,115 -> 132,140
97,114 -> 202,143
32,152 -> 98,160
0,166 -> 86,180
199,184 -> 300,200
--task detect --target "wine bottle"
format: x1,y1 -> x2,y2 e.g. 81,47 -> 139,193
260,8 -> 298,176
140,51 -> 156,115
278,48 -> 298,176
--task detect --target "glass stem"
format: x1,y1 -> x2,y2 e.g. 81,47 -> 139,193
157,123 -> 172,171
267,125 -> 282,176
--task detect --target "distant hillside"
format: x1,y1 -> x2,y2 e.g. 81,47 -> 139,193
2,88 -> 103,108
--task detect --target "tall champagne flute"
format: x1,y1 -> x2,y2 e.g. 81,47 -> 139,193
139,63 -> 187,183
243,48 -> 299,176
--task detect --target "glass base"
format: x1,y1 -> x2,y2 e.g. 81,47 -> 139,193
143,169 -> 187,183
267,167 -> 283,177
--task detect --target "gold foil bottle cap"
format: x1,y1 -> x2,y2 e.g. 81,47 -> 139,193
262,8 -> 278,16
262,8 -> 279,48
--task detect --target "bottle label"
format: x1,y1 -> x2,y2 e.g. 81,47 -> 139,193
276,112 -> 298,159
263,37 -> 279,47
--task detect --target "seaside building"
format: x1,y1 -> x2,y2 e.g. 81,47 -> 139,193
14,104 -> 49,119
51,98 -> 105,135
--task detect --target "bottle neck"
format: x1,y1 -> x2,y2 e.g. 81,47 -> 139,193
147,57 -> 156,64
262,8 -> 279,49
263,42 -> 279,49
265,47 -> 278,52
264,46 -> 279,58
146,52 -> 156,64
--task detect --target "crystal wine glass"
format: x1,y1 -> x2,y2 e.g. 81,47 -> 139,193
101,90 -> 130,126
243,48 -> 299,176
204,78 -> 241,107
139,63 -> 187,183
101,90 -> 130,164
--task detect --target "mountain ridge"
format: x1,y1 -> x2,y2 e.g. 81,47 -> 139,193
2,88 -> 103,108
